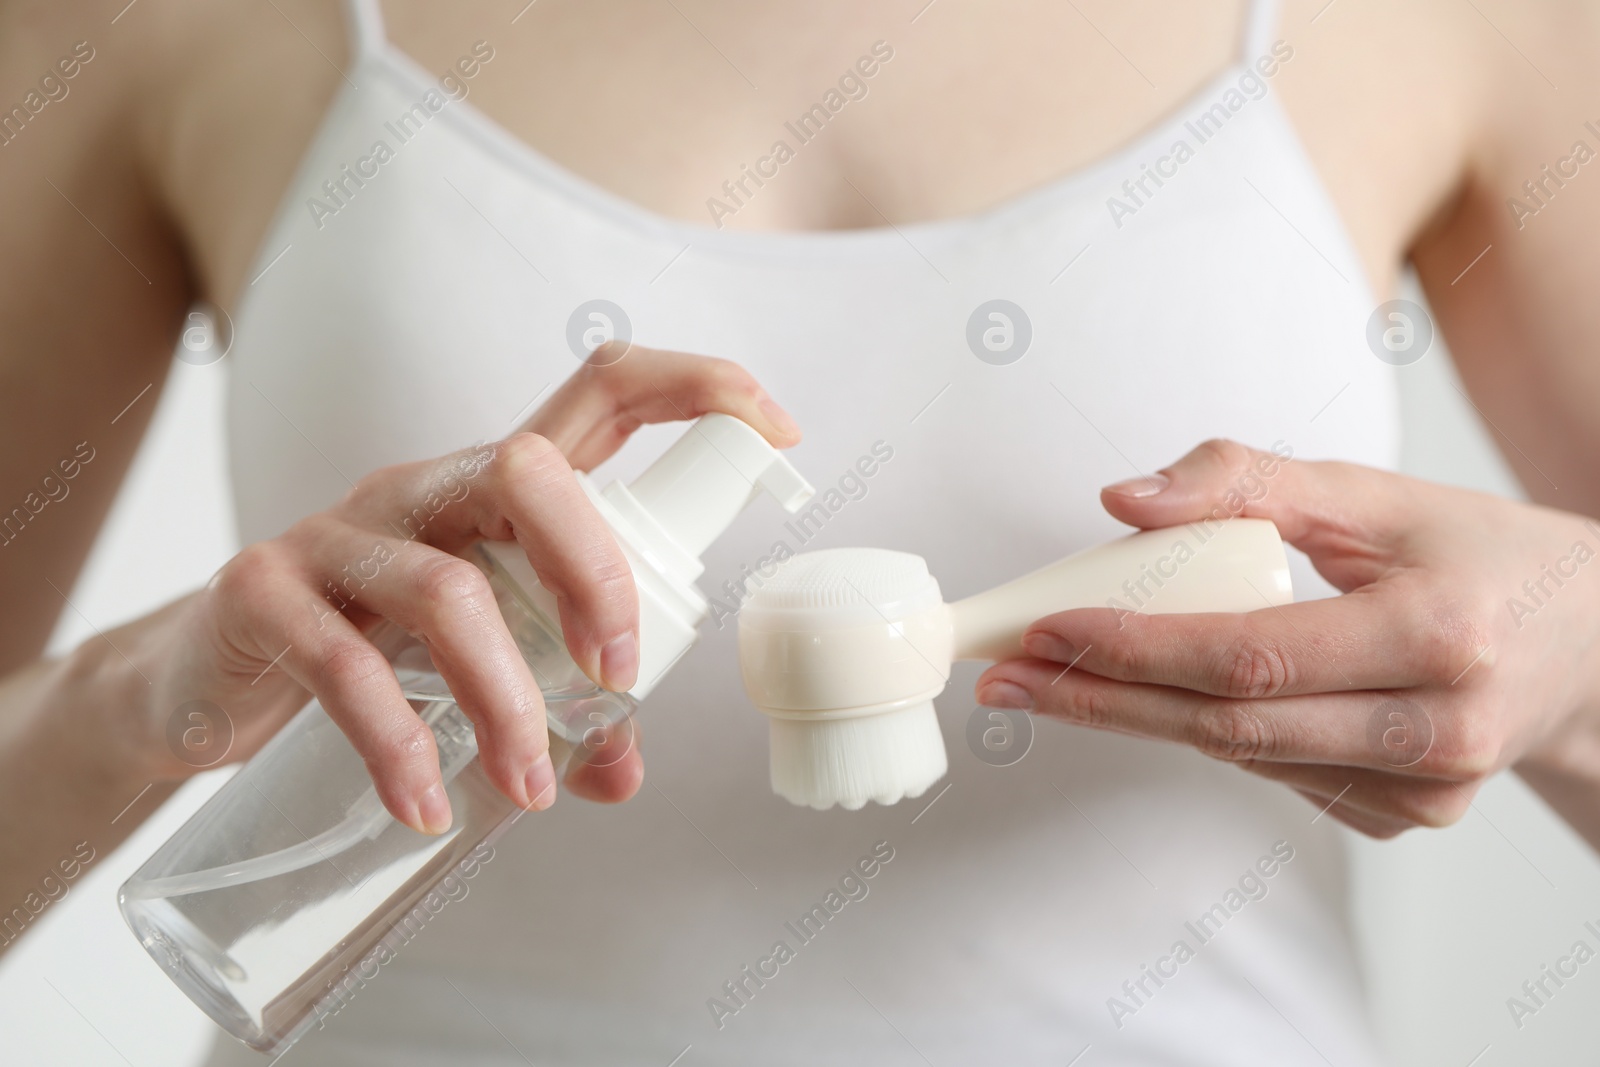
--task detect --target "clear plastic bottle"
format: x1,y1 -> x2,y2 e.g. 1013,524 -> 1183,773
119,415 -> 813,1055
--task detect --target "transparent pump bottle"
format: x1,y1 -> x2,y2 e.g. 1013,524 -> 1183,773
119,414 -> 813,1055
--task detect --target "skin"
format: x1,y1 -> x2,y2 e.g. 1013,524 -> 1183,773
977,440 -> 1600,843
0,346 -> 799,949
1,0 -> 1599,949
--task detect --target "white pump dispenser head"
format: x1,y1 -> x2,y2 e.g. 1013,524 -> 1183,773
739,519 -> 1294,810
484,413 -> 815,698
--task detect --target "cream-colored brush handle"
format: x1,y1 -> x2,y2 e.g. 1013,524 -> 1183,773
949,518 -> 1293,662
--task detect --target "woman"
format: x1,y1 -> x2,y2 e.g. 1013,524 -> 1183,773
3,0 -> 1598,1061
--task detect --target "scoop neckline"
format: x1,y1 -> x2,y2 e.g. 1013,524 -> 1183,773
369,42 -> 1264,258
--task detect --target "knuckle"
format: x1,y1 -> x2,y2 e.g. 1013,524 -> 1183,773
496,693 -> 548,746
275,513 -> 327,553
317,639 -> 392,695
537,539 -> 635,610
1218,634 -> 1293,698
333,477 -> 376,515
1102,636 -> 1145,680
214,542 -> 288,604
448,442 -> 497,480
1430,715 -> 1501,781
585,550 -> 636,604
706,357 -> 761,397
371,720 -> 438,774
588,339 -> 630,366
1194,437 -> 1253,473
1059,681 -> 1116,729
414,557 -> 491,618
335,462 -> 404,514
1415,599 -> 1492,683
1192,700 -> 1276,761
495,432 -> 570,489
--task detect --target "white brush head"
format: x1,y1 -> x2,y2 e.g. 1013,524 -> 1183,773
738,548 -> 953,811
768,701 -> 947,810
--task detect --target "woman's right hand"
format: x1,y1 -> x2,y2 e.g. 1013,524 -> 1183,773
113,347 -> 799,834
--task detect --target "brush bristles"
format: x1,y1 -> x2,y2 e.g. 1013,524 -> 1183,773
769,702 -> 948,811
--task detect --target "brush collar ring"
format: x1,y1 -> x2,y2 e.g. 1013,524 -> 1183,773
754,687 -> 947,722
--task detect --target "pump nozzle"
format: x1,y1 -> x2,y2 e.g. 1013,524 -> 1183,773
621,414 -> 812,561
484,413 -> 814,699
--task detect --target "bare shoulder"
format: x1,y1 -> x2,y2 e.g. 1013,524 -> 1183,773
1442,0 -> 1600,205
0,1 -> 133,153
124,0 -> 347,305
1271,0 -> 1600,293
1269,0 -> 1492,292
0,0 -> 347,303
0,1 -> 201,657
1409,0 -> 1600,500
1272,0 -> 1600,502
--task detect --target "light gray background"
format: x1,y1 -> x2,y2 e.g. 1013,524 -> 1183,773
3,279 -> 1597,1064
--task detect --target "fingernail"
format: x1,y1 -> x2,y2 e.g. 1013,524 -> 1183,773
1022,631 -> 1074,662
759,397 -> 801,441
979,681 -> 1034,711
1104,472 -> 1169,498
418,783 -> 453,835
601,632 -> 638,692
523,753 -> 557,811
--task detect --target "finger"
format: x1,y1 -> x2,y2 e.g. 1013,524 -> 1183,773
343,437 -> 640,693
480,436 -> 638,690
289,517 -> 555,812
523,348 -> 801,470
975,658 -> 1469,776
216,547 -> 453,834
1097,439 -> 1408,585
1018,583 -> 1475,699
978,658 -> 1378,765
563,720 -> 645,803
1288,787 -> 1413,838
1244,761 -> 1476,829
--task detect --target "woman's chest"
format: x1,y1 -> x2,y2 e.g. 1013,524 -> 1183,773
220,53 -> 1400,586
168,0 -> 1465,306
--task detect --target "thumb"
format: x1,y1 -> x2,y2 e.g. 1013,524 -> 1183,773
1099,438 -> 1403,553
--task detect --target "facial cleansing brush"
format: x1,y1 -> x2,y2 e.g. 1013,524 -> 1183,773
737,518 -> 1294,810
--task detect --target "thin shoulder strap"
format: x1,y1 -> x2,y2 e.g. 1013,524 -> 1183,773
1241,0 -> 1281,59
343,0 -> 388,65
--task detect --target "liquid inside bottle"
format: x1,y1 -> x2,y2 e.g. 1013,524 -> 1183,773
118,412 -> 817,1057
118,544 -> 635,1054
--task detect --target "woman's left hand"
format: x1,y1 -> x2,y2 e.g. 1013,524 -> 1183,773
975,439 -> 1600,839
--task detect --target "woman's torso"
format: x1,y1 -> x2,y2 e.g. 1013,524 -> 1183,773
187,0 -> 1411,1062
154,0 -> 1485,309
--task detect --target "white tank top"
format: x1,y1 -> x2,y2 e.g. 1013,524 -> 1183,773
213,0 -> 1396,1062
